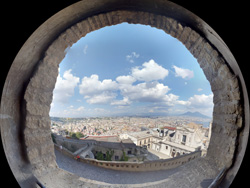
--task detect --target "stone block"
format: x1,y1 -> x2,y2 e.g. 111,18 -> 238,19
149,13 -> 157,27
87,16 -> 101,32
26,101 -> 50,117
28,68 -> 57,91
40,142 -> 54,156
26,115 -> 51,129
110,11 -> 121,25
170,20 -> 184,39
43,55 -> 61,69
70,24 -> 84,40
46,37 -> 67,61
27,147 -> 39,161
178,26 -> 192,44
25,88 -> 53,106
189,36 -> 204,59
184,30 -> 200,50
65,28 -> 81,45
210,76 -> 225,92
75,20 -> 91,38
163,16 -> 174,34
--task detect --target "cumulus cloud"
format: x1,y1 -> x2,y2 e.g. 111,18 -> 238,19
116,75 -> 136,85
79,74 -> 118,96
126,52 -> 140,63
53,69 -> 80,104
119,81 -> 174,104
187,94 -> 213,108
79,74 -> 118,105
111,97 -> 131,106
132,59 -> 169,82
85,92 -> 117,105
172,65 -> 194,79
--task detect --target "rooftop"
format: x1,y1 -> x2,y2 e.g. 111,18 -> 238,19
127,131 -> 153,140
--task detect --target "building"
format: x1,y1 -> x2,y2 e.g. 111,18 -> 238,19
80,135 -> 154,162
121,122 -> 211,159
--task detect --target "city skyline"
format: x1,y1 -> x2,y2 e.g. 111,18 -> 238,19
50,23 -> 213,118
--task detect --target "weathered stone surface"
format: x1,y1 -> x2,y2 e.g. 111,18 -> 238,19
23,9 -> 243,183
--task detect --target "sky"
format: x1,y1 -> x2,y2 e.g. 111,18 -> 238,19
49,23 -> 213,118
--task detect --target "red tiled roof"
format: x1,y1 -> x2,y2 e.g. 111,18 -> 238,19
163,126 -> 176,130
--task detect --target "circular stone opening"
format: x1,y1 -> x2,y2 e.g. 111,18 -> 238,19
1,1 -> 248,187
50,23 -> 213,183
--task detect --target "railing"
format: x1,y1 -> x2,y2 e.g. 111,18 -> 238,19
54,144 -> 201,172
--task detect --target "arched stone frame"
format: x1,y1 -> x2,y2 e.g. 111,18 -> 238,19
1,0 -> 249,187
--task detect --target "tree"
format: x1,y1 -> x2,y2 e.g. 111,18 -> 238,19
76,132 -> 84,139
70,132 -> 78,139
120,151 -> 129,161
106,150 -> 114,161
96,151 -> 104,160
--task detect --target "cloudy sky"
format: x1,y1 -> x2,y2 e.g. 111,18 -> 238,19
50,23 -> 213,118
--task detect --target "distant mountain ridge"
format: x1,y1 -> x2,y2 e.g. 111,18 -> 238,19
179,111 -> 211,119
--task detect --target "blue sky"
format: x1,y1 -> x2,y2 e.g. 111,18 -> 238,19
50,23 -> 213,118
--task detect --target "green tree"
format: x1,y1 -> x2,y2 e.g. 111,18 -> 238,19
69,132 -> 78,139
76,132 -> 84,139
96,151 -> 104,160
106,150 -> 114,161
120,151 -> 129,161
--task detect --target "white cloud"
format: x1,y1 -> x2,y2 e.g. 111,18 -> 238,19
132,59 -> 169,82
176,93 -> 214,116
85,92 -> 117,104
187,94 -> 213,108
111,97 -> 131,106
79,74 -> 118,96
172,65 -> 194,80
83,44 -> 88,54
79,74 -> 118,105
50,105 -> 85,117
53,69 -> 80,104
76,106 -> 85,111
197,88 -> 203,92
126,52 -> 140,63
119,81 -> 172,103
116,75 -> 136,85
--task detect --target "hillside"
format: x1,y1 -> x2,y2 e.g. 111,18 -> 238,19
179,111 -> 211,119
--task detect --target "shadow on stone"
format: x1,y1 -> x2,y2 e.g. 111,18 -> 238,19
200,179 -> 213,188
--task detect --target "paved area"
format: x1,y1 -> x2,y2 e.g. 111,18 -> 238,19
147,148 -> 171,159
54,149 -> 180,184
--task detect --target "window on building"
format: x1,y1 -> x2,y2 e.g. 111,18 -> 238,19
166,146 -> 168,150
182,135 -> 187,144
127,150 -> 132,155
115,156 -> 119,160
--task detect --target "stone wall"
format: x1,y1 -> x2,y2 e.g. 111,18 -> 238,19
24,10 -> 243,174
1,1 -> 248,187
54,144 -> 201,172
54,137 -> 88,153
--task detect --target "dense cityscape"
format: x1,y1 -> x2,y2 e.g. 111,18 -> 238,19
51,112 -> 212,160
51,114 -> 211,138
